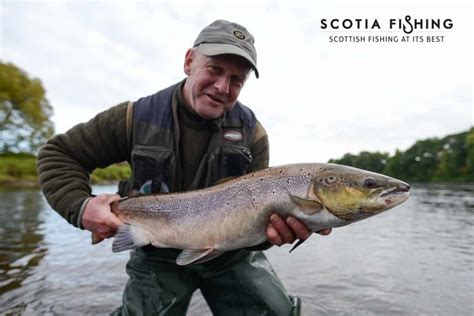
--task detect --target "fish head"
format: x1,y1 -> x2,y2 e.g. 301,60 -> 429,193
311,164 -> 410,221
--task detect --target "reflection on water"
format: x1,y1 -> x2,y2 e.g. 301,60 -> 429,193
0,190 -> 46,294
0,184 -> 473,315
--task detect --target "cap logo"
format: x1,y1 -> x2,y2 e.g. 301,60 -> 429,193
223,130 -> 243,142
233,30 -> 246,40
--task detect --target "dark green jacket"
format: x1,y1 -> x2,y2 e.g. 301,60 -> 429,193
37,81 -> 269,228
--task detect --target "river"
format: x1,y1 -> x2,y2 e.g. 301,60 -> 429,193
0,184 -> 473,315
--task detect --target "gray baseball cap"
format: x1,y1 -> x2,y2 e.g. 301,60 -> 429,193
193,19 -> 259,78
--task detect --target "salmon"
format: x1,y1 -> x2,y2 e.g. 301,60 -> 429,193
95,163 -> 410,265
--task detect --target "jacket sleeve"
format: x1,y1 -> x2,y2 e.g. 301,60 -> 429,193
37,101 -> 131,228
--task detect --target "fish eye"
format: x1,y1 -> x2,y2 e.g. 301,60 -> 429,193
325,176 -> 336,184
363,177 -> 378,188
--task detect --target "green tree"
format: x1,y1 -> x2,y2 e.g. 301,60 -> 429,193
329,153 -> 356,166
0,61 -> 54,153
353,151 -> 389,173
329,151 -> 389,173
384,149 -> 406,178
433,131 -> 468,181
403,138 -> 440,181
465,127 -> 474,180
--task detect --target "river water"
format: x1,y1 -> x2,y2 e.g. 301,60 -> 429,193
0,184 -> 473,315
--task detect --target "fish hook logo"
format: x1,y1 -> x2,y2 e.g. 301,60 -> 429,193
402,15 -> 414,34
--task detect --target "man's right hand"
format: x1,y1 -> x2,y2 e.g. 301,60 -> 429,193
81,193 -> 123,242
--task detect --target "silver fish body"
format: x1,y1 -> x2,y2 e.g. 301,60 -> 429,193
109,163 -> 410,265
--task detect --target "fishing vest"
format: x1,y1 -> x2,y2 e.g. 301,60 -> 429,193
119,83 -> 257,196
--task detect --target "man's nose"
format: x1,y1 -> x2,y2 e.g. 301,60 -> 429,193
214,75 -> 230,94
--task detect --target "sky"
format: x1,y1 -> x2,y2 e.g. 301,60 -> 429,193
1,0 -> 473,165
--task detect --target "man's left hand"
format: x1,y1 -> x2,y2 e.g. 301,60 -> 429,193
266,214 -> 332,246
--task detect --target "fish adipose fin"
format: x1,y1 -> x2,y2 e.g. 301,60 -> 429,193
112,224 -> 148,252
289,194 -> 323,214
176,248 -> 224,266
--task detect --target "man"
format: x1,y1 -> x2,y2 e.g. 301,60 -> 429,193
37,19 -> 331,315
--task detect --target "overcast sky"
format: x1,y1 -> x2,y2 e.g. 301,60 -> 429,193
1,0 -> 472,165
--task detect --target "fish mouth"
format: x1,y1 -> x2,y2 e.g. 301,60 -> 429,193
380,184 -> 410,197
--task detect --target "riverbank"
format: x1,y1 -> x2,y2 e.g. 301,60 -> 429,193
0,153 -> 131,189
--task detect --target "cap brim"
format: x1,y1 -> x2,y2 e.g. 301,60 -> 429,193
196,43 -> 259,78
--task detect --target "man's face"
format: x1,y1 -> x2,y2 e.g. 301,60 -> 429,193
182,49 -> 251,120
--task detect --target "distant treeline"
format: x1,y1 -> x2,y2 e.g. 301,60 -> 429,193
328,128 -> 474,182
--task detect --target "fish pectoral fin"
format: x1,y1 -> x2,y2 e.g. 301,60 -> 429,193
289,194 -> 323,214
176,248 -> 224,266
289,235 -> 312,253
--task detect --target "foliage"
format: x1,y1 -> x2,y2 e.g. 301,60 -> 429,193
0,153 -> 130,186
0,153 -> 38,180
329,151 -> 389,174
465,128 -> 474,178
329,128 -> 474,182
90,163 -> 131,184
0,61 -> 54,153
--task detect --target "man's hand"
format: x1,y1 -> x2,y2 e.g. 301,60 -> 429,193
82,193 -> 123,241
266,214 -> 332,246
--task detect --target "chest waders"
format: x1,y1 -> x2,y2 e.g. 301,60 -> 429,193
113,83 -> 301,316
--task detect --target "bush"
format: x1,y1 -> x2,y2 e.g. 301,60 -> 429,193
0,155 -> 37,179
90,163 -> 131,184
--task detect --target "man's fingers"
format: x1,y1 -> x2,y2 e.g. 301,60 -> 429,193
106,213 -> 123,230
82,194 -> 123,235
266,223 -> 283,246
316,228 -> 332,236
270,214 -> 296,244
102,193 -> 122,204
98,194 -> 123,229
286,217 -> 312,240
97,231 -> 115,240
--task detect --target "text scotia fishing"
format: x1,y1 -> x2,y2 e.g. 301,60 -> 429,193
320,16 -> 453,34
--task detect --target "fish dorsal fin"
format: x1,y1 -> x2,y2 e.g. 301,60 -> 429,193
289,194 -> 323,214
176,249 -> 224,266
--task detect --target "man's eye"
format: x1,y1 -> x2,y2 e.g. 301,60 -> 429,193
231,78 -> 244,87
207,66 -> 220,74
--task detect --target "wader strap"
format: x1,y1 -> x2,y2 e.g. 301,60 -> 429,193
126,101 -> 134,150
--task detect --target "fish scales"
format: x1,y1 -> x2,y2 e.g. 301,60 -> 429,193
119,166 -> 313,248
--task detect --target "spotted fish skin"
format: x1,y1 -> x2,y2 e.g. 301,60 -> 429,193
98,163 -> 410,265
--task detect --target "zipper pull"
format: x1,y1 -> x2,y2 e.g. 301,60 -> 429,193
242,148 -> 253,161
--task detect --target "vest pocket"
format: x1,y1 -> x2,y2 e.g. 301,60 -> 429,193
205,145 -> 253,186
130,145 -> 177,193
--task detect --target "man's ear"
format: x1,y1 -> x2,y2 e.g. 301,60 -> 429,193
184,48 -> 193,75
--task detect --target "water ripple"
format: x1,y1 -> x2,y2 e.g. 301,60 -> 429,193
1,184 -> 474,315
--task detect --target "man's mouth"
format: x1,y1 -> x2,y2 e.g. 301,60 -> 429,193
206,94 -> 225,105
